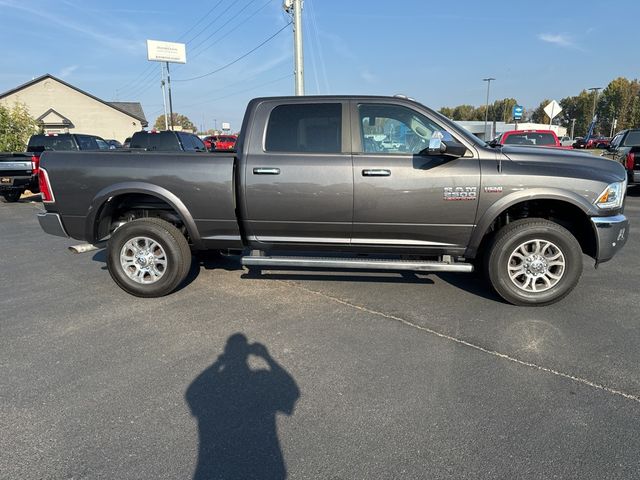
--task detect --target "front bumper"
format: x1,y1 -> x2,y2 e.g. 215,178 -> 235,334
37,212 -> 69,238
591,214 -> 629,264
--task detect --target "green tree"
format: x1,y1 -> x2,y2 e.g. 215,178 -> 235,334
154,113 -> 196,131
438,107 -> 454,118
597,77 -> 640,135
0,103 -> 38,151
557,90 -> 594,137
530,99 -> 551,124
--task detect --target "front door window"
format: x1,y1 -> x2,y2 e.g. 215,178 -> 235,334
358,104 -> 454,155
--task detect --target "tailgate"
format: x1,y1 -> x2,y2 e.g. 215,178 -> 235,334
0,154 -> 33,177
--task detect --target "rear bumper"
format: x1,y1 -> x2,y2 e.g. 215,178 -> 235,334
0,175 -> 31,191
37,212 -> 69,238
591,214 -> 629,264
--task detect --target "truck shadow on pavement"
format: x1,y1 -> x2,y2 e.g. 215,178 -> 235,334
186,333 -> 300,480
244,270 -> 500,302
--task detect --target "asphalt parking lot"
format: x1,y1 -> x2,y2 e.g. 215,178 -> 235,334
1,191 -> 640,479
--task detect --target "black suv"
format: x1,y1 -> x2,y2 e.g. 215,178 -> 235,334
27,133 -> 110,152
129,131 -> 206,152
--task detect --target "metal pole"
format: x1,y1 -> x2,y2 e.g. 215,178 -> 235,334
293,0 -> 304,95
588,87 -> 601,121
570,118 -> 576,139
161,64 -> 168,130
166,62 -> 175,130
482,78 -> 494,139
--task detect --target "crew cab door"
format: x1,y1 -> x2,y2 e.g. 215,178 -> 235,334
350,101 -> 480,254
242,100 -> 353,247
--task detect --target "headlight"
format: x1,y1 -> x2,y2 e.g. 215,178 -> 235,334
594,181 -> 625,209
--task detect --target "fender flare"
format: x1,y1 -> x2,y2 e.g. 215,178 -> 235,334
466,188 -> 597,256
85,182 -> 202,248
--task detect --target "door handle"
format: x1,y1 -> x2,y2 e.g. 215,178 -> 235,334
362,169 -> 391,177
253,167 -> 280,175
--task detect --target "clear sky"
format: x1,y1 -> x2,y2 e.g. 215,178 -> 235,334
1,0 -> 639,131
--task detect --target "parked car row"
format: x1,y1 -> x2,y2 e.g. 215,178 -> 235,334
601,128 -> 640,185
202,134 -> 238,151
0,133 -> 110,202
491,129 -> 572,149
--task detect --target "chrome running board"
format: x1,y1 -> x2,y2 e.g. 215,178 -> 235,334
241,256 -> 473,272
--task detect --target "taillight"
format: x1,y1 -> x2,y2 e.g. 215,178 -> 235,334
31,154 -> 40,175
626,152 -> 635,170
39,168 -> 55,203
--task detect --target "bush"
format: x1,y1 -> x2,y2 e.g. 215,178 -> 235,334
0,103 -> 38,151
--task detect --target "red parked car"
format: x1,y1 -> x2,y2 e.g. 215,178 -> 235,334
203,135 -> 237,151
493,130 -> 572,149
585,136 -> 610,149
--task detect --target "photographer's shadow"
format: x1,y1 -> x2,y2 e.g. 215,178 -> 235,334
186,334 -> 300,480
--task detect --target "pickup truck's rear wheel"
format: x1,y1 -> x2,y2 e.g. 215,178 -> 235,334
107,218 -> 191,297
2,191 -> 22,202
486,218 -> 582,306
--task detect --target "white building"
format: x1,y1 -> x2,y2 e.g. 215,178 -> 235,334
0,74 -> 147,143
455,120 -> 567,141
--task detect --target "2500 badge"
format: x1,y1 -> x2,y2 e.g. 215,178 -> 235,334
443,186 -> 477,201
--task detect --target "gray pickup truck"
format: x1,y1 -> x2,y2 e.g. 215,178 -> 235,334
36,96 -> 629,306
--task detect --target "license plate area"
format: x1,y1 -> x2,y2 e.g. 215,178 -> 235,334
1,177 -> 13,185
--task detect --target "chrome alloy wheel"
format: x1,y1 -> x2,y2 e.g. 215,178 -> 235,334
507,239 -> 566,293
120,236 -> 168,284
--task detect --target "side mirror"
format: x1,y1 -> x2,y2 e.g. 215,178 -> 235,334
425,139 -> 467,158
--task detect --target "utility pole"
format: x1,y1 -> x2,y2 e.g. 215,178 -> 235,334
588,87 -> 602,121
166,62 -> 175,130
161,65 -> 168,130
284,0 -> 304,95
482,78 -> 495,139
570,118 -> 576,139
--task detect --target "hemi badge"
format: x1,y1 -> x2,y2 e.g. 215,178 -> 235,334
484,186 -> 503,193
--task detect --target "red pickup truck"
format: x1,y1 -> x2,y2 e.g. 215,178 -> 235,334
493,130 -> 572,149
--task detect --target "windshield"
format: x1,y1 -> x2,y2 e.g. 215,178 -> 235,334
504,132 -> 556,146
27,135 -> 77,151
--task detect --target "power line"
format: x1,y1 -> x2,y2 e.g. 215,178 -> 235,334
192,0 -> 256,57
187,0 -> 273,62
180,73 -> 293,108
174,22 -> 291,83
178,0 -> 227,43
115,1 -> 230,95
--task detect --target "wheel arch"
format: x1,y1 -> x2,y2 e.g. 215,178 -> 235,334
86,182 -> 202,248
468,189 -> 598,260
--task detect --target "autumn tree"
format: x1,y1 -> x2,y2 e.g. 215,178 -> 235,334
0,103 -> 38,151
154,113 -> 196,132
597,77 -> 640,134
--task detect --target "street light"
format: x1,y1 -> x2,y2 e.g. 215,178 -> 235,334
483,78 -> 495,139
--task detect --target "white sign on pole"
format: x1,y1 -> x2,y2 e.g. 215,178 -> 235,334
221,122 -> 231,131
543,100 -> 562,122
146,40 -> 186,64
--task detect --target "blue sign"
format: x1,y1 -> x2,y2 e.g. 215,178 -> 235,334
513,105 -> 524,121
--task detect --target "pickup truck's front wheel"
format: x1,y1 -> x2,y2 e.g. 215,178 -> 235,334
486,219 -> 582,306
107,218 -> 191,297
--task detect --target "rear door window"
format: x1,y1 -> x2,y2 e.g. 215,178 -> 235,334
623,131 -> 640,146
191,135 -> 206,151
265,103 -> 342,153
76,135 -> 99,150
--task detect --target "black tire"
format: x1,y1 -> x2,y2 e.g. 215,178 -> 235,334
485,218 -> 583,306
2,191 -> 22,203
107,218 -> 192,297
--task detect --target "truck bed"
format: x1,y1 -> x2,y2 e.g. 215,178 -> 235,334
39,150 -> 240,248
